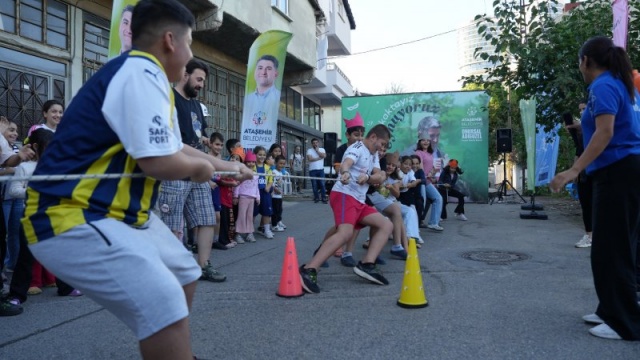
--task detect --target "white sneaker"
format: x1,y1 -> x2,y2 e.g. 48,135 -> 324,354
272,225 -> 285,232
589,323 -> 622,340
277,221 -> 287,229
263,229 -> 274,239
456,214 -> 468,221
575,235 -> 592,248
416,237 -> 425,244
427,224 -> 444,231
234,234 -> 245,244
582,313 -> 604,325
246,233 -> 257,243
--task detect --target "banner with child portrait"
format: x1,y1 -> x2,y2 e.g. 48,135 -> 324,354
342,91 -> 490,202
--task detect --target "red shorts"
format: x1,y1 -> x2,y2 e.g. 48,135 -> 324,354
329,191 -> 378,230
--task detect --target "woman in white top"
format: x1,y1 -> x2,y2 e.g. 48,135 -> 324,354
27,99 -> 63,136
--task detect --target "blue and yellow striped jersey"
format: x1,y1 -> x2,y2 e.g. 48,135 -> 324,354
22,51 -> 183,243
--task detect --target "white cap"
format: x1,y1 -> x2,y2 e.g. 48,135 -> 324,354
200,103 -> 210,117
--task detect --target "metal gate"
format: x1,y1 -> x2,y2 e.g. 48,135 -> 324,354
0,66 -> 65,140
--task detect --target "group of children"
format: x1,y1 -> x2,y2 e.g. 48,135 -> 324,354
206,135 -> 290,251
2,109 -> 83,317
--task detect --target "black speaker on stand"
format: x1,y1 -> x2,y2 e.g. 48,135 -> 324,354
496,128 -> 513,153
323,132 -> 337,154
323,132 -> 338,194
490,128 -> 525,205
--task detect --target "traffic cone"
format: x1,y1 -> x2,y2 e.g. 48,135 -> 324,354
276,237 -> 304,298
397,238 -> 428,308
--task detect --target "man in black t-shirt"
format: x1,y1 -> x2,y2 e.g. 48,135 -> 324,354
158,59 -> 225,282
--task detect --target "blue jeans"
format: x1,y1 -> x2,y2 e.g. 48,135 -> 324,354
3,198 -> 24,270
309,169 -> 326,201
424,183 -> 442,225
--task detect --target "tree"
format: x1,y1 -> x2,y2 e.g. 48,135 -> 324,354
384,82 -> 406,94
462,0 -> 640,171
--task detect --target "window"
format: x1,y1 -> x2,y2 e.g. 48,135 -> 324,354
0,0 -> 69,49
82,14 -> 110,83
271,0 -> 288,15
201,62 -> 246,145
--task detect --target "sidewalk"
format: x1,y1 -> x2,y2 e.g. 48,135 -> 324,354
1,197 -> 639,359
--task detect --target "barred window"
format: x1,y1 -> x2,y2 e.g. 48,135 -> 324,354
82,17 -> 110,83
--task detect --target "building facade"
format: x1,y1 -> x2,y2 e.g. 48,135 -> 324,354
0,0 -> 357,164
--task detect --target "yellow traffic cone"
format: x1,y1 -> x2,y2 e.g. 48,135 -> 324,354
397,238 -> 428,308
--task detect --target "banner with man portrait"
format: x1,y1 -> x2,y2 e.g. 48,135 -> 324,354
342,91 -> 490,202
240,30 -> 292,150
108,0 -> 139,60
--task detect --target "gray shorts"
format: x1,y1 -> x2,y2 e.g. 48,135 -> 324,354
157,179 -> 216,231
29,213 -> 201,340
367,192 -> 394,212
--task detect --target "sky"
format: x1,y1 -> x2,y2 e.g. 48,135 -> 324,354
332,0 -> 493,95
332,0 -> 566,95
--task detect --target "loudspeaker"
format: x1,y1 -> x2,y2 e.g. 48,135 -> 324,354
324,132 -> 337,154
496,128 -> 512,153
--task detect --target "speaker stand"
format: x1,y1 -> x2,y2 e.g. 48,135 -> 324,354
520,193 -> 547,220
489,153 -> 526,205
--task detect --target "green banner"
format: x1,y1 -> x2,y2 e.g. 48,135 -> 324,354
342,91 -> 490,202
108,0 -> 139,60
519,98 -> 537,192
241,30 -> 293,150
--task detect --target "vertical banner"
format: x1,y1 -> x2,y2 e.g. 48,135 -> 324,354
342,91 -> 490,202
108,0 -> 139,60
240,30 -> 293,150
534,124 -> 560,186
519,98 -> 536,192
612,0 -> 629,49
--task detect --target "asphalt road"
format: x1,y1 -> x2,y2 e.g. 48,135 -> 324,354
1,195 -> 639,359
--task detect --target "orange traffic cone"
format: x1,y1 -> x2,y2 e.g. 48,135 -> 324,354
397,238 -> 428,308
276,237 -> 304,298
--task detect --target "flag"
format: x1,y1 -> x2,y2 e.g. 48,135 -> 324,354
108,0 -> 139,60
519,98 -> 536,191
240,31 -> 293,150
612,0 -> 629,49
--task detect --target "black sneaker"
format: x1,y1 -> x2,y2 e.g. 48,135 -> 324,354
299,265 -> 320,293
211,242 -> 228,250
353,262 -> 389,285
0,299 -> 23,317
340,255 -> 357,267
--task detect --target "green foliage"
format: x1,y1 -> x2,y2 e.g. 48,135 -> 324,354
462,0 -> 640,171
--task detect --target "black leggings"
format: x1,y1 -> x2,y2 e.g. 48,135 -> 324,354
576,172 -> 593,233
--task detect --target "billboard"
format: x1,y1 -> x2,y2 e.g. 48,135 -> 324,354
342,91 -> 490,202
240,30 -> 292,150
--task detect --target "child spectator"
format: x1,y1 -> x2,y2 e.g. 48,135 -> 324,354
219,148 -> 244,247
7,129 -> 81,304
410,155 -> 431,229
439,159 -> 467,221
271,155 -> 288,231
1,120 -> 21,272
253,146 -> 274,239
208,132 -> 228,250
234,151 -> 260,243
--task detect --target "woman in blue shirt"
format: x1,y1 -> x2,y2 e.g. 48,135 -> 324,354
551,36 -> 640,340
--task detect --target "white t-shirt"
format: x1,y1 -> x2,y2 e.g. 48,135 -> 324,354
102,56 -> 183,159
0,135 -> 14,165
332,141 -> 379,203
307,147 -> 326,171
400,169 -> 416,193
272,168 -> 284,199
290,153 -> 303,172
7,161 -> 36,199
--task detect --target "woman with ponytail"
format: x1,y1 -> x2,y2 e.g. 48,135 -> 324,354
550,36 -> 640,340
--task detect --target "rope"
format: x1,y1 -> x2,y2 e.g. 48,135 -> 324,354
0,172 -> 338,183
